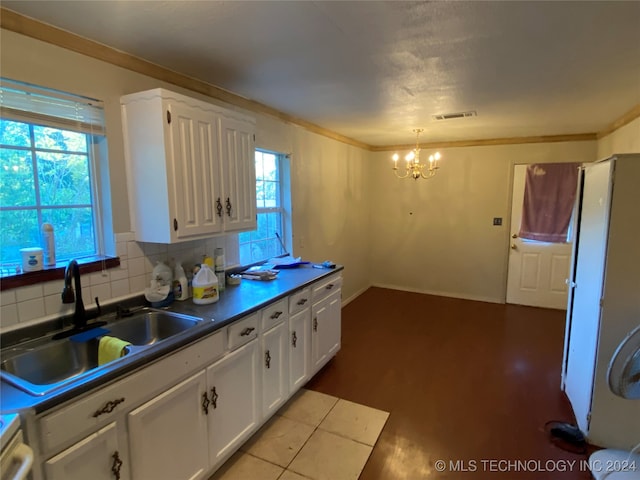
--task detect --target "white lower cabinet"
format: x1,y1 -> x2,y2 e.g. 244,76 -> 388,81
128,342 -> 261,478
207,338 -> 261,469
44,422 -> 128,480
34,274 -> 341,480
261,321 -> 289,418
311,289 -> 342,374
127,371 -> 209,480
289,307 -> 311,392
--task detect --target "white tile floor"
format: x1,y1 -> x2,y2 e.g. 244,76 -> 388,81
209,389 -> 390,480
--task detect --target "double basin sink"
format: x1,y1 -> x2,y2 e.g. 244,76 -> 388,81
1,308 -> 207,396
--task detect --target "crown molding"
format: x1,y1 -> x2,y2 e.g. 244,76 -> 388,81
0,8 -> 370,151
596,104 -> 640,139
0,8 -> 633,151
371,133 -> 598,152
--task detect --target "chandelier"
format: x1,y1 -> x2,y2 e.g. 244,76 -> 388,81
392,129 -> 441,180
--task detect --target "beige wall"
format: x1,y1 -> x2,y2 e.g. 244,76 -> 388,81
0,29 -> 371,328
597,116 -> 640,159
0,27 -> 636,328
255,116 -> 372,302
369,141 -> 597,303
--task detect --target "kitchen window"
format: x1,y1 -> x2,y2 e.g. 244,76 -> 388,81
0,79 -> 112,278
239,149 -> 290,265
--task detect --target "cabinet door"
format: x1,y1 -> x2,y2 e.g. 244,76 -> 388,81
219,115 -> 256,232
168,101 -> 224,239
45,422 -> 128,480
262,321 -> 289,418
128,371 -> 209,480
311,289 -> 342,374
289,307 -> 311,393
207,339 -> 260,468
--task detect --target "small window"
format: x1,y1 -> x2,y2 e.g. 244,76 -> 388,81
239,150 -> 289,265
0,79 -> 109,270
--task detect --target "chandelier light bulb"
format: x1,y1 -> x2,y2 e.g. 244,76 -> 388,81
390,128 -> 442,180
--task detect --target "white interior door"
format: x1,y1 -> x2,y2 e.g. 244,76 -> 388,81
506,164 -> 573,309
563,160 -> 613,435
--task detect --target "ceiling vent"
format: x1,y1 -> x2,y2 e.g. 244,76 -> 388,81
432,111 -> 477,121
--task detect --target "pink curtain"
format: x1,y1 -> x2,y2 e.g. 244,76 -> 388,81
519,163 -> 579,243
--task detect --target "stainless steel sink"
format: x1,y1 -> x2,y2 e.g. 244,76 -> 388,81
108,311 -> 201,346
1,339 -> 99,386
0,308 -> 205,396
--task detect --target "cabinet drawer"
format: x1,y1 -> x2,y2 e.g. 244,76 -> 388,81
311,274 -> 342,303
261,299 -> 288,332
39,330 -> 225,455
289,288 -> 311,315
228,313 -> 259,351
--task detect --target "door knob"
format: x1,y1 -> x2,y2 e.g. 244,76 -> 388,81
511,243 -> 517,249
512,233 -> 518,239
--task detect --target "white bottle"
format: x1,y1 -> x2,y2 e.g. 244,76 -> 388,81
152,261 -> 173,287
192,264 -> 219,305
214,247 -> 225,291
41,223 -> 56,266
173,262 -> 189,301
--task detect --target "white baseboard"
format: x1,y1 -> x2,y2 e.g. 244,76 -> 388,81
370,283 -> 504,305
341,285 -> 370,307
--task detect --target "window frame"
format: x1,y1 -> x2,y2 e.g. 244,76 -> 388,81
0,79 -> 116,284
238,149 -> 290,266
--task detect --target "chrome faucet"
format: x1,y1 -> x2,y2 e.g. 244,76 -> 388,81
61,259 -> 87,330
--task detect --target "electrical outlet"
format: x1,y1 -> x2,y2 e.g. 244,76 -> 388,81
493,217 -> 503,226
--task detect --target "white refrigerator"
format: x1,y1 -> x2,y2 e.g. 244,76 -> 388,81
562,153 -> 640,450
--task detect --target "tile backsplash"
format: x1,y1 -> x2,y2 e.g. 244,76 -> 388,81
0,232 -> 239,331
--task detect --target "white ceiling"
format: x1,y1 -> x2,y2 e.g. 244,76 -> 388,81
3,1 -> 640,146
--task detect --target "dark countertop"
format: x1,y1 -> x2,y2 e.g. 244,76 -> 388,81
171,265 -> 341,322
0,265 -> 342,414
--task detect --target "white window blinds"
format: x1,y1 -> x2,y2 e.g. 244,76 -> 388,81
0,78 -> 105,134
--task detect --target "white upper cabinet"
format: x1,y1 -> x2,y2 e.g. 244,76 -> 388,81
168,101 -> 223,240
219,115 -> 257,232
121,88 -> 256,243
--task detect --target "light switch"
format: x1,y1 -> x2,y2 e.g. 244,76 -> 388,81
493,217 -> 503,226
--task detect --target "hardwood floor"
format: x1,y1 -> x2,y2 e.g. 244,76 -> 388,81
306,287 -> 593,479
